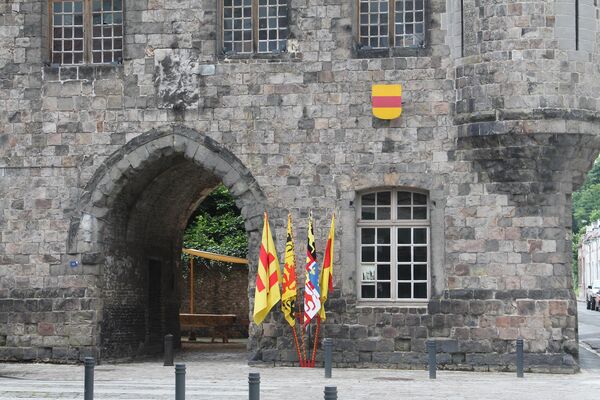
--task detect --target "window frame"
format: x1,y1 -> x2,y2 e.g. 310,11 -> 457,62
356,189 -> 431,304
354,0 -> 429,58
48,0 -> 124,65
219,0 -> 289,56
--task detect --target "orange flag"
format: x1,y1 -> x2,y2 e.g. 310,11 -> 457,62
253,212 -> 281,325
318,213 -> 335,320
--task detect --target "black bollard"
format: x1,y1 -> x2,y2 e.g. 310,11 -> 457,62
324,385 -> 337,400
164,334 -> 174,366
427,340 -> 436,379
249,372 -> 260,400
324,338 -> 333,378
516,339 -> 524,378
175,364 -> 186,400
84,357 -> 94,400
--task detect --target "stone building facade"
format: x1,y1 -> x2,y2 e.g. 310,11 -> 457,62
1,0 -> 600,372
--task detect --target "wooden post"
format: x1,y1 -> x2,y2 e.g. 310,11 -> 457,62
189,257 -> 194,314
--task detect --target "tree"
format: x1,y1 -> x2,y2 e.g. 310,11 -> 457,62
183,185 -> 247,275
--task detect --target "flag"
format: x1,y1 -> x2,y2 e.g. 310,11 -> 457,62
303,212 -> 321,328
372,84 -> 402,120
318,213 -> 335,320
253,212 -> 281,325
281,213 -> 297,327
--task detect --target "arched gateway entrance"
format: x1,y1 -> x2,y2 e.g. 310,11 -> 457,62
67,126 -> 266,359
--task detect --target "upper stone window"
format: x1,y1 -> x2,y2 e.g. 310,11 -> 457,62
358,0 -> 425,49
221,0 -> 288,54
357,190 -> 430,302
50,0 -> 123,65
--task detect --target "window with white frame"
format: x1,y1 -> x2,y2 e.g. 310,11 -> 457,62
50,0 -> 123,65
358,0 -> 425,49
358,190 -> 429,301
222,0 -> 288,54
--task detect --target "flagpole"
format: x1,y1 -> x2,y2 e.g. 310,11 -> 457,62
311,315 -> 321,367
291,325 -> 303,367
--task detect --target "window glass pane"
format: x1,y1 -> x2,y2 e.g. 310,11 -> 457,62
362,207 -> 375,220
362,228 -> 375,245
414,283 -> 427,298
397,265 -> 411,280
414,247 -> 427,262
377,191 -> 391,205
397,191 -> 411,205
361,264 -> 376,281
377,246 -> 390,262
414,264 -> 427,280
397,246 -> 411,262
54,3 -> 62,12
376,207 -> 390,220
377,264 -> 390,280
398,283 -> 411,298
362,247 -> 375,262
377,282 -> 391,298
397,207 -> 411,219
413,228 -> 427,244
362,285 -> 376,298
413,207 -> 427,219
377,228 -> 390,244
398,228 -> 411,244
413,193 -> 427,205
362,193 -> 375,206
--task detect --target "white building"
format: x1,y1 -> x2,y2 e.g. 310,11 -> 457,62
578,221 -> 600,299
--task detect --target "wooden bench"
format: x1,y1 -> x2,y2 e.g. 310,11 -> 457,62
179,313 -> 237,343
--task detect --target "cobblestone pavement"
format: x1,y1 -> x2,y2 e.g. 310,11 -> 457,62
1,349 -> 600,400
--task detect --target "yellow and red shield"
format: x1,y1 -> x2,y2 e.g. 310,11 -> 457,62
372,84 -> 402,120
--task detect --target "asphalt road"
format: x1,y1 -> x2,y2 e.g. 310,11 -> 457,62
578,301 -> 600,370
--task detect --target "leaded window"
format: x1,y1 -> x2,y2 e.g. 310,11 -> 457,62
358,190 -> 429,301
222,0 -> 288,54
358,0 -> 425,49
50,0 -> 123,65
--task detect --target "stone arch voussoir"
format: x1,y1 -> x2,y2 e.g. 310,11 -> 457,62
67,125 -> 266,256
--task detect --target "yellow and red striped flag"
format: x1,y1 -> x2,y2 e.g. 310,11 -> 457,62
318,213 -> 335,320
372,84 -> 402,120
281,213 -> 298,327
253,212 -> 281,325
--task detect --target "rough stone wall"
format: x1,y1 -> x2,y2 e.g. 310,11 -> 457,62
0,0 -> 599,371
180,266 -> 250,338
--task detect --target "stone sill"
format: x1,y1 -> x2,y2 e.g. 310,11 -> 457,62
356,301 -> 428,309
216,51 -> 302,64
42,63 -> 124,82
353,44 -> 430,59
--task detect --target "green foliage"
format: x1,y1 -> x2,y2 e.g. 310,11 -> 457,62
572,156 -> 600,283
183,185 -> 247,276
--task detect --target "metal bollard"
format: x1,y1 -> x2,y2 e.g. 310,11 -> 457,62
164,334 -> 174,366
84,357 -> 94,400
427,340 -> 436,379
324,338 -> 333,378
249,372 -> 260,400
324,386 -> 337,400
175,364 -> 186,400
516,339 -> 524,378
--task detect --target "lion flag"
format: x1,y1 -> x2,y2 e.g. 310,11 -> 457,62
281,213 -> 298,327
318,213 -> 335,320
253,212 -> 281,325
303,213 -> 321,328
372,84 -> 402,120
